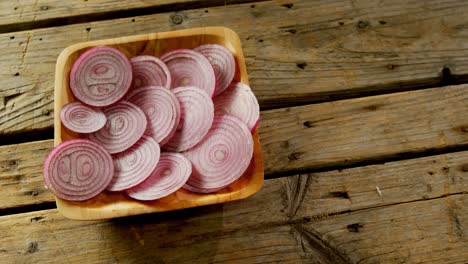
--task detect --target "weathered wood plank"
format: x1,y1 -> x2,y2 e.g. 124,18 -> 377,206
261,84 -> 468,176
3,0 -> 468,135
1,84 -> 468,210
0,0 -> 261,33
300,194 -> 468,264
0,179 -> 465,263
0,140 -> 53,211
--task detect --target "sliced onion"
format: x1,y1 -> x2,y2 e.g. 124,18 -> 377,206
130,55 -> 171,89
70,46 -> 132,107
107,136 -> 160,191
43,139 -> 113,201
194,44 -> 235,96
127,152 -> 191,200
60,102 -> 106,133
182,115 -> 253,192
183,158 -> 254,193
127,86 -> 180,145
214,82 -> 260,131
182,184 -> 224,194
88,101 -> 147,154
164,87 -> 214,152
161,49 -> 216,97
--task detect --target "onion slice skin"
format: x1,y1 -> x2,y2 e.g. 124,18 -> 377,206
43,139 -> 114,201
60,102 -> 106,133
127,152 -> 192,200
107,136 -> 160,191
130,55 -> 171,89
194,44 -> 235,96
163,86 -> 214,152
88,101 -> 147,154
160,49 -> 216,97
127,86 -> 180,145
214,82 -> 260,132
182,115 -> 253,191
70,46 -> 132,108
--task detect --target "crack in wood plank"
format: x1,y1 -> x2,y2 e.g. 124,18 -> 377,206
291,223 -> 352,264
285,174 -> 311,218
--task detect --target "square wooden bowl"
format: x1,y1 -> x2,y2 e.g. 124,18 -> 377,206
54,27 -> 264,220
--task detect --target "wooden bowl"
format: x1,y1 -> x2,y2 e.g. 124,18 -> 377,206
53,27 -> 264,220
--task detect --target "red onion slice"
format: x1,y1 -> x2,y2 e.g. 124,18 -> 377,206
88,101 -> 147,154
107,136 -> 160,191
163,87 -> 214,152
127,86 -> 180,145
194,44 -> 235,96
214,82 -> 260,131
60,102 -> 106,133
182,184 -> 224,194
70,46 -> 132,107
43,139 -> 113,201
126,152 -> 191,200
130,55 -> 171,89
182,115 -> 253,191
161,49 -> 216,97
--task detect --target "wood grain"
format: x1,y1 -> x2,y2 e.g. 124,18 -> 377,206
0,0 -> 262,33
2,84 -> 468,211
4,0 -> 468,135
261,84 -> 468,176
301,194 -> 468,264
0,140 -> 53,211
0,174 -> 465,263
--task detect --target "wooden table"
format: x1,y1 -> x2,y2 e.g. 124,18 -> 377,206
0,1 -> 467,263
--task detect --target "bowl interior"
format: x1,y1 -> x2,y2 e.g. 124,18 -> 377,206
54,27 -> 264,220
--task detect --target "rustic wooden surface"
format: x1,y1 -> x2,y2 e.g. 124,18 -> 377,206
0,0 -> 261,32
0,0 -> 467,263
4,0 -> 468,136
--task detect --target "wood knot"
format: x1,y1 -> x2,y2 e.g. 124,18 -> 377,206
288,152 -> 301,161
170,14 -> 184,25
440,66 -> 454,85
303,121 -> 314,128
441,167 -> 450,173
24,190 -> 39,196
379,20 -> 387,25
386,64 -> 396,70
455,126 -> 468,133
357,20 -> 369,29
461,164 -> 468,172
30,216 -> 45,222
347,223 -> 363,232
329,191 -> 350,199
85,27 -> 91,32
286,29 -> 297,34
282,3 -> 294,9
363,104 -> 381,111
296,62 -> 307,69
40,5 -> 49,11
26,242 -> 38,254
